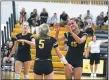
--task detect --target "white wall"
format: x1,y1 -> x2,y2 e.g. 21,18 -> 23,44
1,1 -> 108,25
15,1 -> 108,24
1,1 -> 13,24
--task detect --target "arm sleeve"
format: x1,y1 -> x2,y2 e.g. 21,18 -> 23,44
30,34 -> 34,40
14,34 -> 18,41
46,13 -> 48,17
64,32 -> 68,39
53,38 -> 58,48
82,32 -> 88,37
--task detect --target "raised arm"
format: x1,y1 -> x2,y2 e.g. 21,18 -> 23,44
70,31 -> 87,44
101,39 -> 108,44
66,21 -> 87,44
54,23 -> 66,42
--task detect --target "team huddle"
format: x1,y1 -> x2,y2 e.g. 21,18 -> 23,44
7,18 -> 98,79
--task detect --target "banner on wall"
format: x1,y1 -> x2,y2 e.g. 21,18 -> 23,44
83,59 -> 104,74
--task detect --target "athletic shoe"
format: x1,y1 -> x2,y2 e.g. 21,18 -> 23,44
90,73 -> 93,77
93,73 -> 97,77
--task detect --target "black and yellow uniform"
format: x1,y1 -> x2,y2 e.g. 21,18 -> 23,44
33,36 -> 58,75
64,31 -> 87,68
15,33 -> 34,62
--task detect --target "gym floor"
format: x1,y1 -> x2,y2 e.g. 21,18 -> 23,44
1,71 -> 106,79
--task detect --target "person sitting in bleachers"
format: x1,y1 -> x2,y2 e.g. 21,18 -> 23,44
85,19 -> 94,36
60,11 -> 69,27
84,10 -> 93,23
76,17 -> 84,31
2,40 -> 15,71
104,12 -> 108,27
78,14 -> 83,21
40,8 -> 48,24
19,8 -> 26,24
28,9 -> 40,34
96,12 -> 104,30
47,13 -> 58,27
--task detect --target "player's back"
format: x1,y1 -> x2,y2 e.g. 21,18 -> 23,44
35,36 -> 57,59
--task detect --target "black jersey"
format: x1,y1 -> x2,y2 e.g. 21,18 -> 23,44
35,36 -> 58,59
64,31 -> 87,63
15,33 -> 34,54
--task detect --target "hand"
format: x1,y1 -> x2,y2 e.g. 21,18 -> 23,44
7,56 -> 11,61
54,23 -> 60,32
84,53 -> 89,58
66,20 -> 77,33
66,25 -> 72,34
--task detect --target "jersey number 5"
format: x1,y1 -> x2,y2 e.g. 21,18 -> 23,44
39,40 -> 45,49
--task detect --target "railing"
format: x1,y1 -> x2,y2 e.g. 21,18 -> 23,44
34,0 -> 108,5
1,13 -> 15,48
1,1 -> 16,49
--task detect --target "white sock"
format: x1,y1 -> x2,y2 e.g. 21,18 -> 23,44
15,73 -> 20,79
11,66 -> 14,70
24,75 -> 29,79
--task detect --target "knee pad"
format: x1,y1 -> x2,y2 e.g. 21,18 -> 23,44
15,73 -> 20,79
24,75 -> 29,79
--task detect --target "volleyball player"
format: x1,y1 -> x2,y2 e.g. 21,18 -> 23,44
8,21 -> 34,79
17,23 -> 72,79
55,19 -> 88,79
85,35 -> 108,77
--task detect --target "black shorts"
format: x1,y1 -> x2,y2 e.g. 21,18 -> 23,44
33,59 -> 53,75
90,53 -> 100,65
70,61 -> 83,68
66,57 -> 83,68
16,53 -> 31,62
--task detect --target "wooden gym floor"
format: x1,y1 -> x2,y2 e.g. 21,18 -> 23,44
1,71 -> 106,79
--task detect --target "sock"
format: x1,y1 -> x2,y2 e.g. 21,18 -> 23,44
11,66 -> 14,70
15,73 -> 20,79
24,75 -> 29,79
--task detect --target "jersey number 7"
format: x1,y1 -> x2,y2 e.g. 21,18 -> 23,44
39,40 -> 45,49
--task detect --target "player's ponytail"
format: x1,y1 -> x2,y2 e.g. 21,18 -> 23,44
39,23 -> 50,39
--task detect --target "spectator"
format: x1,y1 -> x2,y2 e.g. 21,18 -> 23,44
104,12 -> 108,26
31,16 -> 40,34
19,8 -> 26,24
47,13 -> 58,26
96,12 -> 104,29
60,11 -> 69,27
28,9 -> 40,34
84,10 -> 93,24
85,19 -> 94,36
2,40 -> 15,71
78,14 -> 83,21
40,8 -> 48,24
28,9 -> 38,26
76,17 -> 84,31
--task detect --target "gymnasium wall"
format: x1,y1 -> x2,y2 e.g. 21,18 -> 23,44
1,1 -> 108,26
1,1 -> 13,25
15,1 -> 108,24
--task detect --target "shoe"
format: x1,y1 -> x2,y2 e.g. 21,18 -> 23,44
93,73 -> 96,77
90,73 -> 93,77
